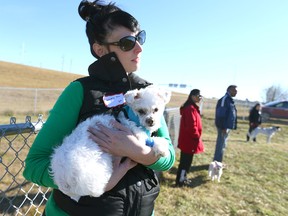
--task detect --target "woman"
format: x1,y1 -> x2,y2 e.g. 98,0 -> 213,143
247,103 -> 262,142
23,1 -> 175,215
175,89 -> 204,187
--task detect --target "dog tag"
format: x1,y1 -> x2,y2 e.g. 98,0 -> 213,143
103,93 -> 125,108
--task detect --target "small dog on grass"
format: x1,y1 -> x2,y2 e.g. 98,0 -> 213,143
50,85 -> 171,202
248,126 -> 281,143
208,161 -> 224,182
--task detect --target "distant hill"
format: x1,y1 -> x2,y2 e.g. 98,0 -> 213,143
0,61 -> 84,88
0,60 -> 189,108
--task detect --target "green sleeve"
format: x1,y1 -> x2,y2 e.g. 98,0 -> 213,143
23,81 -> 84,188
147,116 -> 176,171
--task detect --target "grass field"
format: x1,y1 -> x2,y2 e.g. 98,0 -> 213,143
1,61 -> 287,215
155,116 -> 288,216
1,114 -> 287,216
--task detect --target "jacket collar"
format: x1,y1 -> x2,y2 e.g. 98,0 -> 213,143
88,52 -> 127,82
88,52 -> 151,89
226,92 -> 233,99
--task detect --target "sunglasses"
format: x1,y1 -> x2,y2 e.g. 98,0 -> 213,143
103,30 -> 146,51
194,95 -> 203,98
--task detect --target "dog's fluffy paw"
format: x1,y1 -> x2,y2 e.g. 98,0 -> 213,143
151,137 -> 170,157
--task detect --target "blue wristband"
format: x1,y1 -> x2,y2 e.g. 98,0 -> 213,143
145,137 -> 154,147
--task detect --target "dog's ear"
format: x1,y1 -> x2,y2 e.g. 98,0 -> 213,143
157,88 -> 171,104
215,161 -> 223,168
124,89 -> 139,105
144,85 -> 171,104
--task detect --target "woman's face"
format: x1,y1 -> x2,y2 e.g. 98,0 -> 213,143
192,95 -> 202,103
103,26 -> 143,73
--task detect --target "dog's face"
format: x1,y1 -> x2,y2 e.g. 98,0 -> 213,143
274,126 -> 281,131
214,161 -> 223,170
211,161 -> 223,173
124,86 -> 171,132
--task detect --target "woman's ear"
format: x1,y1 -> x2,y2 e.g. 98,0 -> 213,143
92,43 -> 107,58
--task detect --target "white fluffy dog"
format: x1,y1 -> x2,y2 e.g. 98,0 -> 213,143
208,161 -> 224,182
248,126 -> 281,143
50,85 -> 171,202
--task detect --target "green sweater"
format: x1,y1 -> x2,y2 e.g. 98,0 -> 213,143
23,81 -> 175,216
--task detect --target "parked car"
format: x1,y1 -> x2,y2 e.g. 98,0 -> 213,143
261,100 -> 288,121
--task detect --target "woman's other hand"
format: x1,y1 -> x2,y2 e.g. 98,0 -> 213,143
105,156 -> 137,191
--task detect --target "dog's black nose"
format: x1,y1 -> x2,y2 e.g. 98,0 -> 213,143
146,118 -> 154,126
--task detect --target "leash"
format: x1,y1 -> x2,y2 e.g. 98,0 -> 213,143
111,105 -> 129,123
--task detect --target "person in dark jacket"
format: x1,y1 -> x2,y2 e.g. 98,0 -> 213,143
23,1 -> 175,215
246,103 -> 262,142
213,85 -> 237,163
175,89 -> 204,187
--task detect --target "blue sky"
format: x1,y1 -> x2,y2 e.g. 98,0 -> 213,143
1,0 -> 288,101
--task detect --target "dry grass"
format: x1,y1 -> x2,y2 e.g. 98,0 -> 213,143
0,61 -> 189,119
1,61 -> 287,215
156,117 -> 288,216
0,61 -> 83,88
2,115 -> 287,216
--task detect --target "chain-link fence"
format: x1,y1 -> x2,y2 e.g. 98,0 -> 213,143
0,87 -> 254,118
0,95 -> 253,215
0,115 -> 50,216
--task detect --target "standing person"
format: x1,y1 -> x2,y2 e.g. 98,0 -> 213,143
213,85 -> 237,163
23,1 -> 175,215
246,103 -> 262,142
175,89 -> 204,187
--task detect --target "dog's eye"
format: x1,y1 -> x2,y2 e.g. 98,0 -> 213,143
154,108 -> 158,113
137,109 -> 146,115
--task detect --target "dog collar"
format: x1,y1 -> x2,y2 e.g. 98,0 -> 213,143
123,106 -> 150,136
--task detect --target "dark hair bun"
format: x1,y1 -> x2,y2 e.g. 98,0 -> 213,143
78,1 -> 117,22
78,1 -> 93,21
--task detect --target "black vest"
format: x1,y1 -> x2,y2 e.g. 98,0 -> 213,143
53,53 -> 160,216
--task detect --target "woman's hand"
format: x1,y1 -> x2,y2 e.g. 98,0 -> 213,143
88,119 -> 158,165
105,156 -> 137,191
88,120 -> 139,156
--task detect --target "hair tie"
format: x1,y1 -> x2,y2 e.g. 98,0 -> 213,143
97,0 -> 111,6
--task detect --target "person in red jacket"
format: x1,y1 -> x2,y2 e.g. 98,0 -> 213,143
175,89 -> 204,187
